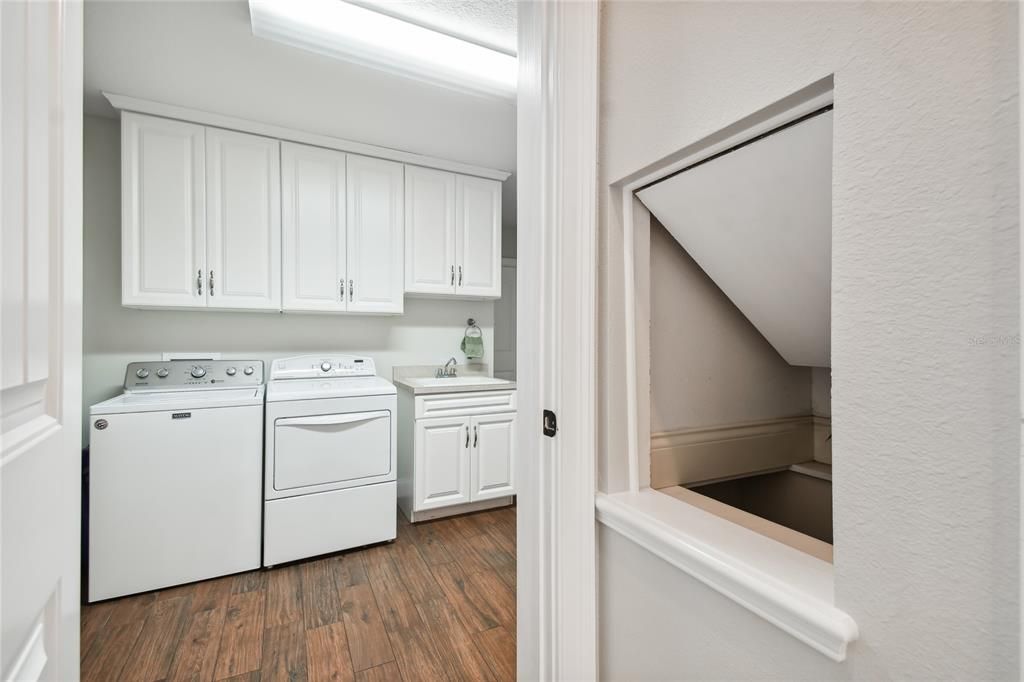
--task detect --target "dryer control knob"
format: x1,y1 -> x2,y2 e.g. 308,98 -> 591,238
225,367 -> 237,376
320,362 -> 332,372
190,366 -> 206,378
135,368 -> 150,379
156,368 -> 169,378
243,366 -> 255,376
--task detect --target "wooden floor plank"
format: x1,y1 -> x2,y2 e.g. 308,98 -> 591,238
353,662 -> 401,682
388,540 -> 444,604
417,599 -> 496,682
303,558 -> 344,630
474,626 -> 516,682
80,618 -> 146,682
331,552 -> 369,589
433,524 -> 493,576
214,591 -> 266,679
80,600 -> 115,658
338,583 -> 395,671
406,522 -> 455,567
189,576 -> 236,614
261,622 -> 308,682
468,570 -> 516,630
168,606 -> 227,682
430,562 -> 504,633
266,564 -> 304,628
122,594 -> 192,682
306,622 -> 355,682
232,570 -> 268,594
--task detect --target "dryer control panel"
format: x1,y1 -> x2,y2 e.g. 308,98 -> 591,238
124,359 -> 265,391
270,355 -> 377,381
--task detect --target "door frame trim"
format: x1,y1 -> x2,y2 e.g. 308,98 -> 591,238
516,1 -> 600,678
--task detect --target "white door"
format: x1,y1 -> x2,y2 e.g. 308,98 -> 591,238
414,416 -> 471,510
121,112 -> 206,308
455,175 -> 502,298
346,155 -> 404,313
206,128 -> 281,310
405,165 -> 456,295
1,0 -> 83,679
281,142 -> 347,312
471,413 -> 516,501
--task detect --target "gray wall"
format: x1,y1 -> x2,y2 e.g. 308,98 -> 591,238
599,0 -> 1018,678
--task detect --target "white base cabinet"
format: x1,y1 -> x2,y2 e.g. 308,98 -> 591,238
398,388 -> 516,521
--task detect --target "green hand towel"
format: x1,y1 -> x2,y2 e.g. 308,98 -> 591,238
461,334 -> 484,359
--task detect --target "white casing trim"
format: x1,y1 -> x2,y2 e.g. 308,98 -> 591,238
596,490 -> 858,662
103,92 -> 511,182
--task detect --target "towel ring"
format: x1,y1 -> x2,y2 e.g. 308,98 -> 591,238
465,318 -> 483,338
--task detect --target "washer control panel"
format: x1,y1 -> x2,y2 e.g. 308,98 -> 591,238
270,355 -> 376,380
124,360 -> 264,391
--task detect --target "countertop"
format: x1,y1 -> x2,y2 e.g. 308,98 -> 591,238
394,376 -> 517,395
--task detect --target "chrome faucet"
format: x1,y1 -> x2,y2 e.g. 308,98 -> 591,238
436,357 -> 458,378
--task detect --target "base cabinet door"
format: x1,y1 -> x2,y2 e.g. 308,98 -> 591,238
205,128 -> 281,310
415,416 -> 472,510
470,412 -> 516,501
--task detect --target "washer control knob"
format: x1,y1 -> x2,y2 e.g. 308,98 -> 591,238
320,361 -> 332,373
190,366 -> 207,378
135,368 -> 150,379
225,367 -> 237,376
156,368 -> 169,378
243,366 -> 255,376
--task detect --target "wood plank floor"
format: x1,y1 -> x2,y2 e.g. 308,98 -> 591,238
81,506 -> 516,682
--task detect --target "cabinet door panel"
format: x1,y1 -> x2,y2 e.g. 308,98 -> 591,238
405,165 -> 456,295
415,417 -> 471,510
121,113 -> 206,307
206,128 -> 281,310
347,155 -> 404,313
455,175 -> 501,298
471,413 -> 516,501
281,143 -> 347,312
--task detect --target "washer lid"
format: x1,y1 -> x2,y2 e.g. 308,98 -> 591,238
266,376 -> 396,403
90,386 -> 265,415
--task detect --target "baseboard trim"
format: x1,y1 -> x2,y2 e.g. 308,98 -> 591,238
403,497 -> 513,523
651,416 -> 828,488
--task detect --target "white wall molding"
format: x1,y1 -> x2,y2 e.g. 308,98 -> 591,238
103,92 -> 511,182
516,0 -> 599,679
596,489 -> 857,662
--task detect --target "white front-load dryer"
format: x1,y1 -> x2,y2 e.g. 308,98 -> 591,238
263,355 -> 397,566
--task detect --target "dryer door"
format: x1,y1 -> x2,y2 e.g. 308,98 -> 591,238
273,410 -> 392,492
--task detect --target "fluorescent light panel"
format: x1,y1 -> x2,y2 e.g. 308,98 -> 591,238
249,0 -> 517,97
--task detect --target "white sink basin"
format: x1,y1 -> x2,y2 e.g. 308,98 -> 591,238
406,376 -> 510,388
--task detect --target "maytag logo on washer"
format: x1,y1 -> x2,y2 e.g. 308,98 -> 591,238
172,412 -> 192,420
94,419 -> 108,430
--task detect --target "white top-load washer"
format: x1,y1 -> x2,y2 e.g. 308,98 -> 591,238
263,354 -> 397,566
88,359 -> 265,602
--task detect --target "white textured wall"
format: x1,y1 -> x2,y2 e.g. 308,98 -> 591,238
650,218 -> 810,434
83,0 -> 517,254
84,115 -> 493,444
599,1 -> 1018,679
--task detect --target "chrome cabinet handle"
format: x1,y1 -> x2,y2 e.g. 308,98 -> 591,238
458,266 -> 463,287
473,424 -> 478,448
465,426 -> 470,448
349,279 -> 354,302
196,269 -> 203,296
209,270 -> 214,296
450,265 -> 455,286
339,279 -> 344,301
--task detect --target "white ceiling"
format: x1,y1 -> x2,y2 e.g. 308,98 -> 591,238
350,0 -> 517,55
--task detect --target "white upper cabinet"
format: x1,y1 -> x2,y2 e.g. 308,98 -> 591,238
404,167 -> 502,299
206,128 -> 281,310
122,113 -> 206,308
281,143 -> 347,312
455,175 -> 502,298
405,166 -> 456,295
346,155 -> 404,314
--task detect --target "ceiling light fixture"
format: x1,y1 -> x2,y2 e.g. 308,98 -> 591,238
249,0 -> 517,98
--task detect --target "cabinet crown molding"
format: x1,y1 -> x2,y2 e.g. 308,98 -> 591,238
103,91 -> 512,182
